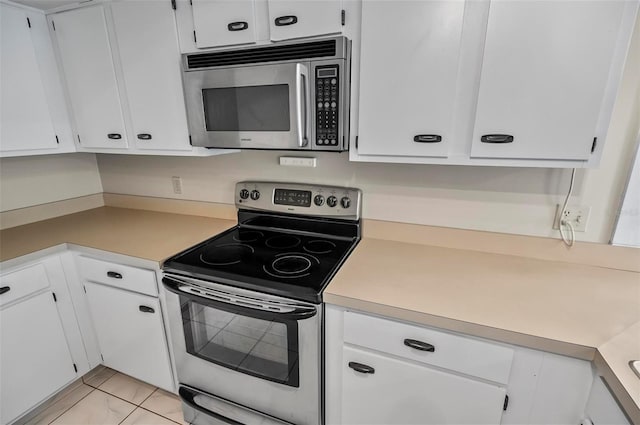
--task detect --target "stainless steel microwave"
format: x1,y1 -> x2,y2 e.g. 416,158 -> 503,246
182,37 -> 351,151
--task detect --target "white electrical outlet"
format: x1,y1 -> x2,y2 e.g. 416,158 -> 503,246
172,176 -> 182,194
553,204 -> 591,232
279,156 -> 317,167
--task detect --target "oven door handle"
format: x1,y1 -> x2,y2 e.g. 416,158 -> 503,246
179,386 -> 243,425
162,276 -> 318,320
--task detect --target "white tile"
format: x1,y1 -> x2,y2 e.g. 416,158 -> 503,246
82,366 -> 117,388
120,408 -> 176,425
24,383 -> 94,425
140,390 -> 186,425
50,390 -> 134,425
98,373 -> 156,405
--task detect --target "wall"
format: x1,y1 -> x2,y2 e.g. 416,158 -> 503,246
0,153 -> 103,211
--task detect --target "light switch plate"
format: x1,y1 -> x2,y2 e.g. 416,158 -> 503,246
279,156 -> 317,167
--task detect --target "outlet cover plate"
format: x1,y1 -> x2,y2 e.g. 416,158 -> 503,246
553,204 -> 590,232
172,176 -> 182,194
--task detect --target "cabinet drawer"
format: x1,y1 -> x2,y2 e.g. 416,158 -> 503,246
0,263 -> 50,307
343,311 -> 513,384
76,256 -> 157,296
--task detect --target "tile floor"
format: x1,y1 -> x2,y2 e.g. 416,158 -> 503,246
22,367 -> 187,425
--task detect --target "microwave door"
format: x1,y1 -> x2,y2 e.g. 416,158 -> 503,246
184,62 -> 311,150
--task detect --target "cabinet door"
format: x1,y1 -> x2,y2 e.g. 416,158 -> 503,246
471,1 -> 626,161
111,1 -> 191,151
342,346 -> 506,424
267,0 -> 342,41
53,6 -> 128,149
0,292 -> 76,424
192,0 -> 257,48
357,1 -> 465,157
84,282 -> 173,391
0,4 -> 57,153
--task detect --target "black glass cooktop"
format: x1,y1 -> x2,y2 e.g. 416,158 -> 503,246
163,225 -> 358,303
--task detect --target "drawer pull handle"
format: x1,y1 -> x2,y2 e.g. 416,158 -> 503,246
137,133 -> 152,140
107,271 -> 123,279
481,134 -> 514,144
0,286 -> 10,295
139,305 -> 155,314
275,15 -> 298,26
348,362 -> 375,374
107,133 -> 122,140
413,134 -> 442,143
227,21 -> 248,31
404,338 -> 435,352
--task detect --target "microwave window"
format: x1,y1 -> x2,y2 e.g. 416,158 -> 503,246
202,85 -> 290,132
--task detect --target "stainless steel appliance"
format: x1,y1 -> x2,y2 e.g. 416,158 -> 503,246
182,37 -> 351,151
162,182 -> 362,425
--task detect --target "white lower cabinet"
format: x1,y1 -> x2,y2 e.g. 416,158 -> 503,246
0,257 -> 85,425
325,305 -> 598,425
84,281 -> 173,391
584,376 -> 630,425
342,345 -> 506,424
75,255 -> 175,392
0,292 -> 76,425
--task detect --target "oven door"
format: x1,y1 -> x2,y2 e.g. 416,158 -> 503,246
183,62 -> 311,150
162,274 -> 322,425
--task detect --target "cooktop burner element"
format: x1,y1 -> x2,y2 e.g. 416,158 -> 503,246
163,181 -> 362,303
265,235 -> 301,249
200,243 -> 254,266
263,252 -> 322,279
303,240 -> 336,255
232,230 -> 264,243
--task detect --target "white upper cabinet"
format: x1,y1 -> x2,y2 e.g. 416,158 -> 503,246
191,0 -> 258,48
470,0 -> 627,161
111,1 -> 191,151
267,0 -> 342,41
52,6 -> 128,149
1,4 -> 58,154
357,1 -> 465,157
0,4 -> 56,151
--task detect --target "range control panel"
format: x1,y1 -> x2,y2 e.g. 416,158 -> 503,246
315,66 -> 340,148
236,181 -> 361,220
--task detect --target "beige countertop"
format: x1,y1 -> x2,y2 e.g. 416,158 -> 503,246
325,237 -> 640,422
0,206 -> 235,263
1,206 -> 638,420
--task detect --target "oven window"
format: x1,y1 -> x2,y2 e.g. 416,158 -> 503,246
180,297 -> 300,387
202,85 -> 290,131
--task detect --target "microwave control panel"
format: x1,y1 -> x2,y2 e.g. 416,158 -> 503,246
315,65 -> 339,148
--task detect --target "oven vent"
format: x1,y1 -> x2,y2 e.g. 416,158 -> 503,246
186,39 -> 337,69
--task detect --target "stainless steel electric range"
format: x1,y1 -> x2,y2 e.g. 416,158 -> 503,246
162,181 -> 362,425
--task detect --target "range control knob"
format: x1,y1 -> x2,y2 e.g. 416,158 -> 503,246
239,189 -> 250,200
340,197 -> 351,209
327,196 -> 338,208
250,190 -> 260,200
314,194 -> 325,206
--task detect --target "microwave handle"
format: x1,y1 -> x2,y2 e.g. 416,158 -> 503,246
296,63 -> 309,147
